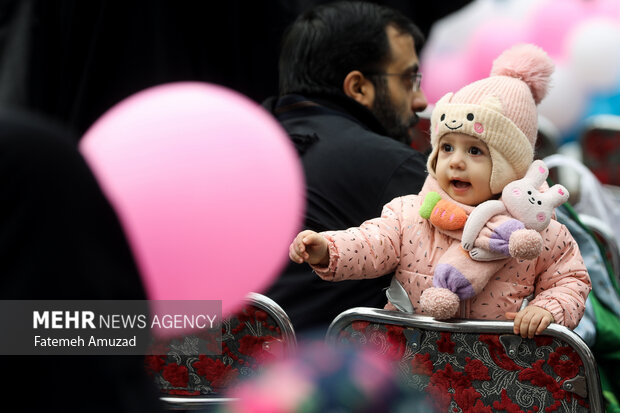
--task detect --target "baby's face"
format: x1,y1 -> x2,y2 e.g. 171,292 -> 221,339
435,133 -> 493,206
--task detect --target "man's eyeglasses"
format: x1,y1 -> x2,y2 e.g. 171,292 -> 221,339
365,71 -> 422,92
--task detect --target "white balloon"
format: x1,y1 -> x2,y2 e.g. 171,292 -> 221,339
422,0 -> 537,56
568,18 -> 620,92
538,63 -> 588,134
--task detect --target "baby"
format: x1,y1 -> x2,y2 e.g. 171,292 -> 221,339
289,44 -> 591,338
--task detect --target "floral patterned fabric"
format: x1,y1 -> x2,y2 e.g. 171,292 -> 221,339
145,305 -> 288,396
336,321 -> 593,412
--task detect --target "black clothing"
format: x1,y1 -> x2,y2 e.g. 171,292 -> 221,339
0,109 -> 162,412
263,93 -> 427,336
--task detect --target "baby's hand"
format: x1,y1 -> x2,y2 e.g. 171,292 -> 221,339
505,306 -> 554,339
289,230 -> 329,266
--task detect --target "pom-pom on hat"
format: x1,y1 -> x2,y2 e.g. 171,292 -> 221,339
427,44 -> 554,194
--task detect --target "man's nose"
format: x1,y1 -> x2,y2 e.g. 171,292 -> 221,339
412,89 -> 428,113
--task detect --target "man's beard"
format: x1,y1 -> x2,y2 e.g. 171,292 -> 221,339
371,81 -> 417,145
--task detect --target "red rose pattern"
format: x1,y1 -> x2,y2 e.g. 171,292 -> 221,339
352,321 -> 370,331
147,305 -> 591,412
338,322 -> 590,412
411,353 -> 433,376
193,356 -> 239,391
162,363 -> 188,388
548,346 -> 582,379
144,355 -> 166,375
238,335 -> 278,364
437,332 -> 455,353
146,304 -> 288,395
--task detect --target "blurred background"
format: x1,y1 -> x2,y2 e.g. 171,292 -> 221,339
2,0 -> 619,220
0,0 -> 469,136
421,0 -> 620,145
4,0 -> 620,189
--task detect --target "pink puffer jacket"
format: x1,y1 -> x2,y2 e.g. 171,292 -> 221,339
313,178 -> 591,329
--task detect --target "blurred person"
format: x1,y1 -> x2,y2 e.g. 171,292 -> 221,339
263,1 -> 429,336
217,340 -> 434,413
0,108 -> 162,412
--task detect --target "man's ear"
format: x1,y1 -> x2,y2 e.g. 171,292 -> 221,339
343,70 -> 375,108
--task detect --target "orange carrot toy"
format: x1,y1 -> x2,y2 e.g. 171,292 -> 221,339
419,191 -> 468,231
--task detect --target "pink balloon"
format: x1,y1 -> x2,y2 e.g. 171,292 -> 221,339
527,0 -> 595,59
80,83 -> 304,317
421,52 -> 474,105
593,0 -> 620,19
467,18 -> 529,82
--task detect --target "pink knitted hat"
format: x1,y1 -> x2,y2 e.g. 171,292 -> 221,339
427,44 -> 554,194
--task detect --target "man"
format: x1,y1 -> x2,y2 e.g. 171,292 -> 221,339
263,1 -> 428,336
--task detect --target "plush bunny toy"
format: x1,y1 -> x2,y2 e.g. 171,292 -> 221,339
461,159 -> 569,261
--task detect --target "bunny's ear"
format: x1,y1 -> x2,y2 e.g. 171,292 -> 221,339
524,159 -> 549,188
546,184 -> 570,207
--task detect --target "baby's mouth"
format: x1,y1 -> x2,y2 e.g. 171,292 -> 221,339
451,179 -> 471,189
